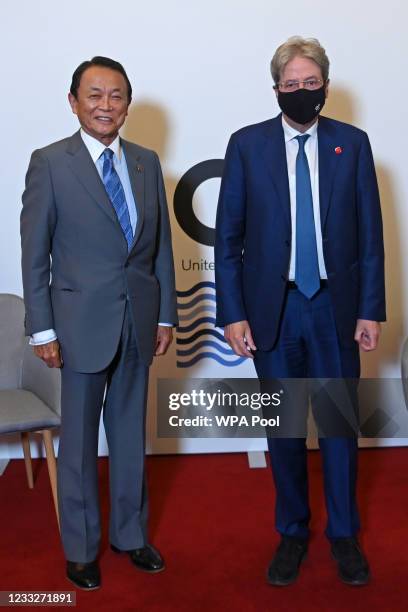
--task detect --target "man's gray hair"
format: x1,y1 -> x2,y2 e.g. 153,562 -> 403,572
270,36 -> 330,84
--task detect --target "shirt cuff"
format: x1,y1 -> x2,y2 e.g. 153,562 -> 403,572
30,329 -> 58,346
158,322 -> 173,327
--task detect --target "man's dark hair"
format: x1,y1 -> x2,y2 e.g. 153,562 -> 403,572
70,56 -> 132,102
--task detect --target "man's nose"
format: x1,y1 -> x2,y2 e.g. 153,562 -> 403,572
99,95 -> 112,109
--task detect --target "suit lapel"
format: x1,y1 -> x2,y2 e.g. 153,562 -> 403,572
66,132 -> 147,251
318,116 -> 341,230
121,139 -> 145,250
66,131 -> 120,227
262,116 -> 291,230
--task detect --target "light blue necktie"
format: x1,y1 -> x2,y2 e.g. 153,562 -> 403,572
102,148 -> 133,250
295,134 -> 320,299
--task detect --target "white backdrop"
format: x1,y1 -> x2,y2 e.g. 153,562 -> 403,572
1,0 -> 407,458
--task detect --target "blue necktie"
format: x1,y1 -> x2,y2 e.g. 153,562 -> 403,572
102,148 -> 133,250
294,134 -> 320,299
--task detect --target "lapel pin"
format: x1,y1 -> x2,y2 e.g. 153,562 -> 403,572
335,146 -> 343,155
136,164 -> 143,172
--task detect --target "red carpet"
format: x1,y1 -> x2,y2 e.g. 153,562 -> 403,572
1,449 -> 407,611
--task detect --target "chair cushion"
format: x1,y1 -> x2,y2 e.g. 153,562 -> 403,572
0,389 -> 60,434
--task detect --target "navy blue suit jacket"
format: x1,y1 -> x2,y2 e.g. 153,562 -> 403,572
215,114 -> 386,350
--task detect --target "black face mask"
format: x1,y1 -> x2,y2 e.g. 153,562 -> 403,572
277,86 -> 326,125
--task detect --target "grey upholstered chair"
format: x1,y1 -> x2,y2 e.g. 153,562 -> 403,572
0,294 -> 61,528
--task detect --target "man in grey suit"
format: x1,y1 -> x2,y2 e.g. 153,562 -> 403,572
20,56 -> 178,590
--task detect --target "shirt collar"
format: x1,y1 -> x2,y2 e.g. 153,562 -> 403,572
80,129 -> 122,163
281,115 -> 318,143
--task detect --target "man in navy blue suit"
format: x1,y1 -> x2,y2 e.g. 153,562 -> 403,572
215,37 -> 385,586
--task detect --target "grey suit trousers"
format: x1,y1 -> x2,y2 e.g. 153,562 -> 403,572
57,304 -> 149,563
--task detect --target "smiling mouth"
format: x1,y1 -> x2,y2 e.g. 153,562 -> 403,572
95,116 -> 113,123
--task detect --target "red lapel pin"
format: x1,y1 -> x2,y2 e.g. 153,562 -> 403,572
335,146 -> 343,155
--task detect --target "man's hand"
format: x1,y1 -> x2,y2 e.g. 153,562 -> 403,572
33,340 -> 63,368
224,320 -> 256,358
155,326 -> 173,356
354,319 -> 381,351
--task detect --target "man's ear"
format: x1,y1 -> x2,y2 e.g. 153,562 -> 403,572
68,92 -> 78,115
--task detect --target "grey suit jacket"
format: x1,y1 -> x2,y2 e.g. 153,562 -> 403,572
21,130 -> 178,372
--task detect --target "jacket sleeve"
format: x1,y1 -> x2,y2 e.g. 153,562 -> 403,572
153,152 -> 178,326
215,134 -> 247,327
356,133 -> 386,322
20,150 -> 57,335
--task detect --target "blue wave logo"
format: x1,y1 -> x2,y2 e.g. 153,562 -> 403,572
176,281 -> 246,368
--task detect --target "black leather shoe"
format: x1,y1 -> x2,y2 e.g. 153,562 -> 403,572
66,560 -> 100,590
267,536 -> 308,586
111,544 -> 165,573
331,537 -> 370,585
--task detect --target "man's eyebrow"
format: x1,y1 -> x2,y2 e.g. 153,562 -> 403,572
285,75 -> 320,81
88,86 -> 123,93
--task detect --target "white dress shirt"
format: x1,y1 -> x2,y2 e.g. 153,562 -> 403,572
282,115 -> 327,281
30,130 -> 170,346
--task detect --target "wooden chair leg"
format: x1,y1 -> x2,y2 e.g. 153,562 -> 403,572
21,432 -> 34,489
42,430 -> 60,531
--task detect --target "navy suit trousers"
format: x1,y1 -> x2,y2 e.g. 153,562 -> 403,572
254,286 -> 361,540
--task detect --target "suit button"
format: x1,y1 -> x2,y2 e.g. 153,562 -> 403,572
119,293 -> 126,300
281,274 -> 286,282
125,261 -> 130,268
285,240 -> 290,247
